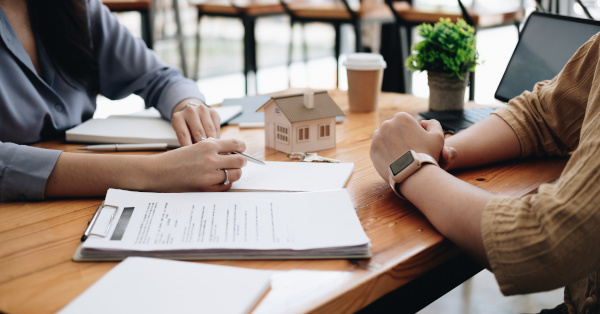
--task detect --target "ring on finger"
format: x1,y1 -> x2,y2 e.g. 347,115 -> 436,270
222,169 -> 230,185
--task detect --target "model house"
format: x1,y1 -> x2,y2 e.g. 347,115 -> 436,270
257,91 -> 344,154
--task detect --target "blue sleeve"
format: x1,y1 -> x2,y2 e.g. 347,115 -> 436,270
0,142 -> 61,201
88,0 -> 205,120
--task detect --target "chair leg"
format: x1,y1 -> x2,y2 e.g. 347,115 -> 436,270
301,23 -> 308,64
193,14 -> 202,81
334,23 -> 341,87
172,0 -> 188,77
353,20 -> 362,53
140,9 -> 153,49
287,20 -> 295,86
399,23 -> 412,94
243,17 -> 258,95
469,71 -> 475,101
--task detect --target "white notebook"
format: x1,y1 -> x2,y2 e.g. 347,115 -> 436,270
60,257 -> 272,314
65,106 -> 242,147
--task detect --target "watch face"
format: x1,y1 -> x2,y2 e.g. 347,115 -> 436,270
390,151 -> 414,176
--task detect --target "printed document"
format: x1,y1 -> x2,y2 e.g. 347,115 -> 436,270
74,189 -> 371,261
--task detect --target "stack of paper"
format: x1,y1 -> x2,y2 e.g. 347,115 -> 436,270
60,257 -> 272,314
74,188 -> 371,261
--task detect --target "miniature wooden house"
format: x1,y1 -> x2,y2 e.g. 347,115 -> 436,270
257,91 -> 344,154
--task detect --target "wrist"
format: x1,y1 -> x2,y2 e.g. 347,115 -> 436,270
172,99 -> 208,116
398,163 -> 442,199
388,150 -> 439,198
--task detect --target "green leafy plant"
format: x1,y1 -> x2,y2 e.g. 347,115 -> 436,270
405,18 -> 479,79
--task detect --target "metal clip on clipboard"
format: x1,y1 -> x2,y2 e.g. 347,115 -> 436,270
81,202 -> 118,242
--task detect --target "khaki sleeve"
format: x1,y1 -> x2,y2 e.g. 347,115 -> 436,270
492,33 -> 600,158
481,104 -> 600,295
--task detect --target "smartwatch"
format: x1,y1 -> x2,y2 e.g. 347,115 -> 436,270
388,150 -> 439,198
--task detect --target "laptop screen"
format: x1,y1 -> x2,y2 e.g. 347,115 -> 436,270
495,11 -> 600,102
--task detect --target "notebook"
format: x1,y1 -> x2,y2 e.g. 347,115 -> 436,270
420,11 -> 600,133
65,106 -> 242,147
59,257 -> 272,314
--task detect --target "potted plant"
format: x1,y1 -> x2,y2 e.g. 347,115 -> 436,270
405,18 -> 479,111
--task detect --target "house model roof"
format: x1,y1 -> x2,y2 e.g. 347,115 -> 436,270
257,91 -> 345,123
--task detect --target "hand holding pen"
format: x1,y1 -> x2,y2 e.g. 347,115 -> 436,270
199,137 -> 265,165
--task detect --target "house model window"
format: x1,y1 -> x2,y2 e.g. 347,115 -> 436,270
319,124 -> 331,139
257,90 -> 344,154
298,126 -> 310,142
276,124 -> 289,144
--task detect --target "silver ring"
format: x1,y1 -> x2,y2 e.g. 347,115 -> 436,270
222,169 -> 230,185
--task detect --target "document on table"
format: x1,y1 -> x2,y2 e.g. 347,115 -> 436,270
60,256 -> 272,314
232,161 -> 354,192
74,188 -> 371,261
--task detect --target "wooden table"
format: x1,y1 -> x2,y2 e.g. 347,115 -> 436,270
0,90 -> 568,313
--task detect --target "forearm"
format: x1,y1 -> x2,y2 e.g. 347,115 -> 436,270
445,114 -> 521,170
400,164 -> 493,267
45,152 -> 153,198
45,138 -> 248,198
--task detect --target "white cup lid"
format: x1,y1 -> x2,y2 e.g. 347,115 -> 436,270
343,53 -> 387,70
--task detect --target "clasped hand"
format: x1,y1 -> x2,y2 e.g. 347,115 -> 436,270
171,98 -> 221,146
370,113 -> 457,182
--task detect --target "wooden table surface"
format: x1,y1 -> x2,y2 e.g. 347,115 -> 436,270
0,90 -> 568,313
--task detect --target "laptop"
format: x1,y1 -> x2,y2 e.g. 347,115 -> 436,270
419,11 -> 600,133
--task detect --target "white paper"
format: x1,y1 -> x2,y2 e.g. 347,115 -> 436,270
80,189 -> 370,259
60,257 -> 271,314
232,161 -> 354,192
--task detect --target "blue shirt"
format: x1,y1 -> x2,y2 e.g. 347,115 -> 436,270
0,0 -> 205,201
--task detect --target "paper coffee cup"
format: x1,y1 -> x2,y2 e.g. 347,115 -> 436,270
343,53 -> 387,112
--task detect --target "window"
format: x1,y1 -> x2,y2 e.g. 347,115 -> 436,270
297,126 -> 310,142
276,124 -> 289,144
319,123 -> 331,139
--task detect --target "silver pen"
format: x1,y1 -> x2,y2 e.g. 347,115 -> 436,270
77,143 -> 168,152
199,137 -> 266,165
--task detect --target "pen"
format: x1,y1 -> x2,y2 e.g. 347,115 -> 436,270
199,137 -> 266,165
77,143 -> 168,152
238,151 -> 266,165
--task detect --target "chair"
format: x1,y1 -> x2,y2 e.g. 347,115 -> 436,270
102,0 -> 154,49
191,0 -> 286,94
280,0 -> 394,86
383,0 -> 525,99
103,0 -> 190,77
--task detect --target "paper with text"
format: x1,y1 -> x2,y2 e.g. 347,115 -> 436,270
78,189 -> 370,260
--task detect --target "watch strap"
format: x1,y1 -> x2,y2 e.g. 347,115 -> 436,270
389,151 -> 439,199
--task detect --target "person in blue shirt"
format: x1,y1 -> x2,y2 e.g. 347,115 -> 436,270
0,0 -> 247,201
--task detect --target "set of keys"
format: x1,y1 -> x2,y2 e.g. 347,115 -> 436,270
288,152 -> 340,163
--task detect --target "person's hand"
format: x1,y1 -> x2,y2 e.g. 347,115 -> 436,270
370,113 -> 445,182
171,98 -> 221,146
439,146 -> 458,170
145,138 -> 247,192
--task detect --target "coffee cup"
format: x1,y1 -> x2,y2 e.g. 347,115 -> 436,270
343,53 -> 387,112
